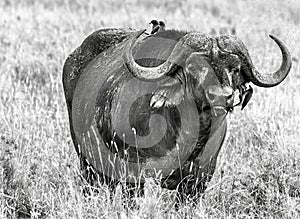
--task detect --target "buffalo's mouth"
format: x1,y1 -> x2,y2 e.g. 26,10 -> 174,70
211,105 -> 234,117
202,104 -> 231,117
208,89 -> 241,116
212,105 -> 227,116
206,94 -> 236,117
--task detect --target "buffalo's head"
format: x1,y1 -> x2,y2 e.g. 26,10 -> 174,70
123,30 -> 292,116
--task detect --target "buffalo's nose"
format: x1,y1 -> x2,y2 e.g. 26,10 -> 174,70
206,86 -> 234,105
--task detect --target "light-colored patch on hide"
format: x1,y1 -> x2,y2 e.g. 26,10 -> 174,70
198,66 -> 209,84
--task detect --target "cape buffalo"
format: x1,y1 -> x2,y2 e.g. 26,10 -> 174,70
62,26 -> 291,200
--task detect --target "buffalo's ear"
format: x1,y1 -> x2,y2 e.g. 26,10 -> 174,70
150,75 -> 185,108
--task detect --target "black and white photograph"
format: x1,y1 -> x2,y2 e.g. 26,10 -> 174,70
0,0 -> 299,218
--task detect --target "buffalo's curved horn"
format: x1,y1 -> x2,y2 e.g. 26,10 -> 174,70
246,35 -> 292,87
123,30 -> 192,80
123,29 -> 172,80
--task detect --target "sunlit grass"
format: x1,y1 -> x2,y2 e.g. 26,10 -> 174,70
0,0 -> 300,218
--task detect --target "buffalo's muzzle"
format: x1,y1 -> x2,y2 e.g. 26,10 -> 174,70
205,85 -> 234,116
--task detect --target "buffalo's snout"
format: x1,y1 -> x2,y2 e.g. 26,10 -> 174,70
205,85 -> 234,115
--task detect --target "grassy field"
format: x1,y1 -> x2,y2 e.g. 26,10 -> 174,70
1,0 -> 300,218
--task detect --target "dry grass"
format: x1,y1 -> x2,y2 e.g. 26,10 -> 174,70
0,0 -> 300,218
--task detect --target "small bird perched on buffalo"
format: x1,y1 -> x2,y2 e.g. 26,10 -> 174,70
158,21 -> 166,31
149,20 -> 166,34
